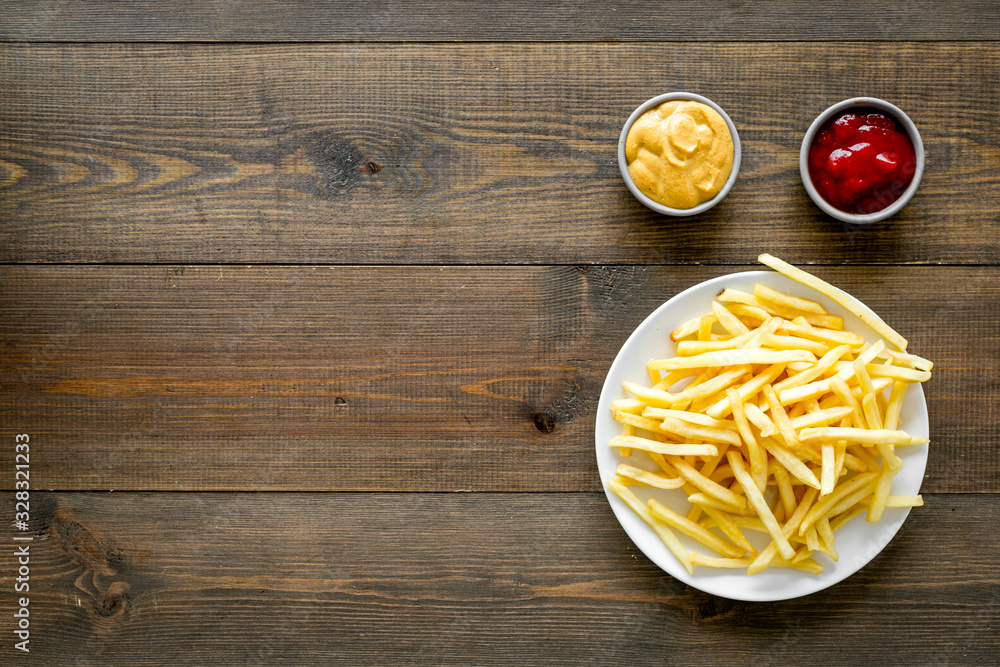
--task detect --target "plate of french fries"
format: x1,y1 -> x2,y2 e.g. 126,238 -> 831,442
596,254 -> 931,601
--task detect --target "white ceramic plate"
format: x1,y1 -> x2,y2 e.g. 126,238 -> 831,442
595,270 -> 928,601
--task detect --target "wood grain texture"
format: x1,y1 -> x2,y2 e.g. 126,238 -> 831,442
0,491 -> 996,664
4,1 -> 1000,42
1,43 -> 998,265
2,264 -> 996,493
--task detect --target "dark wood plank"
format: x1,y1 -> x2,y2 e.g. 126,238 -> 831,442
4,1 -> 1000,42
1,43 -> 998,265
1,491 -> 996,664
2,265 -> 995,493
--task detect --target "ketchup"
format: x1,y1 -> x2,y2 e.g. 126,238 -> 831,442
807,109 -> 916,215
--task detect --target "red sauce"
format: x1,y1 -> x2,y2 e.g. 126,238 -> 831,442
807,109 -> 916,215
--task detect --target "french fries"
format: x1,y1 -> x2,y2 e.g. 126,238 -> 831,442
604,255 -> 931,576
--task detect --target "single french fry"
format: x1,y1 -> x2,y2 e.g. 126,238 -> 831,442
754,282 -> 827,314
884,381 -> 909,431
687,492 -> 756,516
611,408 -> 664,433
787,400 -> 808,420
771,464 -> 797,517
826,478 -> 878,518
883,349 -> 933,372
700,506 -> 758,556
659,417 -> 742,446
834,436 -> 849,478
758,253 -> 908,350
676,329 -> 758,355
777,379 -> 833,407
648,348 -> 816,372
866,459 -> 895,522
619,423 -> 635,457
747,486 -> 819,575
790,546 -> 816,564
698,314 -> 715,341
816,516 -> 836,550
606,480 -> 693,574
885,495 -> 923,507
616,463 -> 686,490
789,406 -> 855,431
713,300 -> 751,336
743,401 -> 779,438
763,384 -> 801,449
647,452 -> 676,476
806,527 -> 822,553
610,435 -> 718,458
671,459 -> 748,510
861,394 -> 883,431
649,499 -> 746,558
725,302 -> 771,324
853,356 -> 877,398
821,441 -> 836,496
689,553 -> 754,569
642,408 -> 734,430
760,333 -> 831,356
726,387 -> 764,478
829,375 -> 867,429
751,446 -> 768,493
775,320 -> 864,348
865,363 -> 931,383
829,503 -> 868,532
727,451 -> 795,561
610,398 -> 646,414
770,558 -> 824,574
670,316 -> 703,341
798,427 -> 928,447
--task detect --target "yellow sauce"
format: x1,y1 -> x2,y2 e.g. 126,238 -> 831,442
625,100 -> 734,209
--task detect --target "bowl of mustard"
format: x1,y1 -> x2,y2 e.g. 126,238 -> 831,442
618,92 -> 741,216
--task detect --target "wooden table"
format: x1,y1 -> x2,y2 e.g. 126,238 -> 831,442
2,4 -> 998,663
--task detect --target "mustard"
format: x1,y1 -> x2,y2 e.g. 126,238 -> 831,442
625,100 -> 734,209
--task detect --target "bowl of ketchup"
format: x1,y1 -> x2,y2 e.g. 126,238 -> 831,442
801,97 -> 924,224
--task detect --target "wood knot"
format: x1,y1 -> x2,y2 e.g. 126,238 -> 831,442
693,593 -> 741,622
96,581 -> 131,618
53,511 -> 116,576
359,160 -> 383,174
532,411 -> 557,433
306,138 -> 365,195
335,396 -> 348,406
